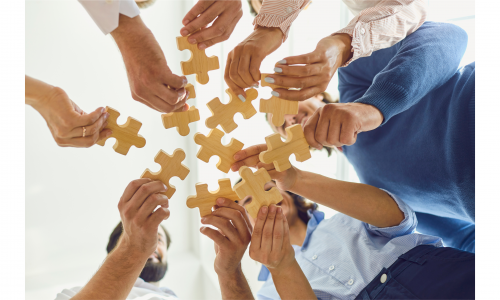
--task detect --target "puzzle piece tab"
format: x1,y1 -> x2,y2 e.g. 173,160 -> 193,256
194,128 -> 244,173
177,36 -> 219,85
206,88 -> 258,133
186,178 -> 241,217
97,106 -> 146,155
141,149 -> 190,198
260,73 -> 298,127
162,106 -> 200,136
233,167 -> 283,219
259,124 -> 311,172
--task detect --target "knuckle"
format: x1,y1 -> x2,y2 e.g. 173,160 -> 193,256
216,25 -> 226,35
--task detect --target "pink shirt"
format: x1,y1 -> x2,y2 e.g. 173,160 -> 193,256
254,0 -> 427,66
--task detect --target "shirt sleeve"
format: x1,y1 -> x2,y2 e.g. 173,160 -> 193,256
363,189 -> 417,239
253,0 -> 310,42
78,0 -> 140,35
334,0 -> 427,67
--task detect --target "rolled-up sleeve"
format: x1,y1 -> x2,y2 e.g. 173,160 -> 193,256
334,0 -> 426,66
253,0 -> 310,42
78,0 -> 140,35
364,189 -> 418,239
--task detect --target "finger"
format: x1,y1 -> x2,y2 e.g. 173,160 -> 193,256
213,198 -> 252,238
224,52 -> 247,100
198,13 -> 241,50
338,121 -> 357,146
272,86 -> 324,102
231,155 -> 261,172
136,193 -> 170,224
272,207 -> 284,252
181,1 -> 216,32
187,10 -> 231,46
279,52 -> 322,66
250,206 -> 268,250
214,198 -> 252,230
201,215 -> 240,242
326,116 -> 341,147
303,108 -> 322,150
238,50 -> 259,88
228,47 -> 249,94
315,108 -> 332,147
127,181 -> 168,213
119,179 -> 153,208
147,206 -> 170,227
200,226 -> 231,248
154,84 -> 186,106
264,74 -> 320,90
73,107 -> 105,127
282,210 -> 291,248
249,54 -> 264,85
261,204 -> 277,254
60,127 -> 108,148
162,69 -> 187,90
233,144 -> 268,161
273,64 -> 322,77
68,110 -> 109,138
131,94 -> 163,112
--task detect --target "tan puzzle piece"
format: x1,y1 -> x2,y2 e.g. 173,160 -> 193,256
162,106 -> 200,136
233,167 -> 283,219
141,149 -> 190,198
206,88 -> 258,133
97,106 -> 146,155
259,124 -> 312,172
186,178 -> 241,217
176,36 -> 219,85
194,128 -> 244,173
260,73 -> 299,127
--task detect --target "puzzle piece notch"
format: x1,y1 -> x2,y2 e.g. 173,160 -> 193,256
233,167 -> 283,219
206,88 -> 259,133
176,36 -> 219,85
186,178 -> 241,217
259,73 -> 298,127
141,149 -> 190,198
97,106 -> 146,155
194,128 -> 244,173
162,106 -> 200,136
259,124 -> 312,172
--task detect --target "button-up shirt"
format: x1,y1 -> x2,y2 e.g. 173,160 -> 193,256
79,0 -> 141,35
256,190 -> 443,300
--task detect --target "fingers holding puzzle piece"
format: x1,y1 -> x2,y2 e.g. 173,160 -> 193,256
177,36 -> 219,84
186,178 -> 241,217
194,128 -> 244,173
260,73 -> 299,127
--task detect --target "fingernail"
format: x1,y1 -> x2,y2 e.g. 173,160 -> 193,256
269,205 -> 276,213
162,184 -> 168,191
201,217 -> 206,223
101,107 -> 106,114
277,59 -> 287,64
181,29 -> 189,36
277,207 -> 282,214
106,131 -> 112,137
274,67 -> 283,73
251,84 -> 259,89
162,207 -> 169,213
217,198 -> 224,205
271,91 -> 280,97
233,154 -> 240,160
188,38 -> 196,44
104,112 -> 110,120
261,206 -> 268,214
238,95 -> 246,102
182,77 -> 188,86
198,43 -> 206,50
264,77 -> 275,84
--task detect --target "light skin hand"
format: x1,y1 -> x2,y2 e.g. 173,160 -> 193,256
267,33 -> 352,101
111,14 -> 189,113
303,102 -> 383,150
25,75 -> 111,148
225,26 -> 284,100
180,0 -> 243,50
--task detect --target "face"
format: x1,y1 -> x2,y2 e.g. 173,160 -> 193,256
139,225 -> 169,283
237,181 -> 299,227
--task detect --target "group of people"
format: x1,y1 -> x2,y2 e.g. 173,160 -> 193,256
25,0 -> 474,299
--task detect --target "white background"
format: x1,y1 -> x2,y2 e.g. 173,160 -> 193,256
24,1 -> 475,299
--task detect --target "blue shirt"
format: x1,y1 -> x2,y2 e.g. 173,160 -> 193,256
256,191 -> 442,300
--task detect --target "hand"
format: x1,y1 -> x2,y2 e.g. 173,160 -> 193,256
200,198 -> 252,276
180,0 -> 243,50
231,144 -> 299,191
117,179 -> 170,257
225,26 -> 284,100
111,15 -> 189,113
265,34 -> 352,101
304,102 -> 383,149
249,205 -> 295,273
27,84 -> 111,148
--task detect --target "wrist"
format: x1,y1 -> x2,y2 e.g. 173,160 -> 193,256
111,15 -> 151,51
287,167 -> 303,193
216,264 -> 243,280
268,258 -> 299,277
116,235 -> 152,262
25,76 -> 55,108
329,33 -> 353,65
353,102 -> 384,129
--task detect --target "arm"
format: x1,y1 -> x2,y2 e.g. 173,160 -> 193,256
72,179 -> 170,300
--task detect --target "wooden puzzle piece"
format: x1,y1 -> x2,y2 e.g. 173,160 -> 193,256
162,106 -> 200,136
233,167 -> 283,219
260,73 -> 298,127
97,106 -> 146,155
176,36 -> 219,84
194,128 -> 244,173
186,178 -> 241,217
141,149 -> 190,198
206,88 -> 259,133
259,124 -> 312,172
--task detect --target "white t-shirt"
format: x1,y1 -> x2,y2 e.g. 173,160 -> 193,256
55,278 -> 178,300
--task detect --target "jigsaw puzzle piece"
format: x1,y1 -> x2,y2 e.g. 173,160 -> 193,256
194,128 -> 244,173
176,36 -> 219,84
141,149 -> 190,198
97,106 -> 146,155
186,178 -> 241,217
259,73 -> 298,127
162,106 -> 200,136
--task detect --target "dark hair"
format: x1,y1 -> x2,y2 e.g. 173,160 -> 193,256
106,222 -> 171,254
234,178 -> 318,225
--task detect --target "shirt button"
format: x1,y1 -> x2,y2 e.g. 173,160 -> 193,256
286,7 -> 293,13
360,28 -> 366,35
347,279 -> 354,285
312,255 -> 318,260
329,265 -> 335,270
380,274 -> 387,283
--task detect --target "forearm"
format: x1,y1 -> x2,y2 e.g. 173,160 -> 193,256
270,260 -> 316,300
218,267 -> 254,300
111,14 -> 153,56
25,75 -> 54,108
71,244 -> 147,300
290,169 -> 403,227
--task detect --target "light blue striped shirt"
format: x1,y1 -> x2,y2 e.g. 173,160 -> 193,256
256,190 -> 443,300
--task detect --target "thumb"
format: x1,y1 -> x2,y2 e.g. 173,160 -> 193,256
75,107 -> 105,127
303,109 -> 322,150
163,67 -> 187,89
278,51 -> 321,66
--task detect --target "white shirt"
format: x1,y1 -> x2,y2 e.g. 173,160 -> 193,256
78,0 -> 141,35
55,278 -> 178,300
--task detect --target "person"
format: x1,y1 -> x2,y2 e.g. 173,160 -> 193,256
201,159 -> 475,299
235,21 -> 475,253
55,178 -> 173,299
225,0 -> 426,102
25,75 -> 111,148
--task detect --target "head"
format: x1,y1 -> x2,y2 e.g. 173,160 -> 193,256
235,179 -> 317,227
248,0 -> 263,16
107,222 -> 171,283
266,92 -> 339,156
